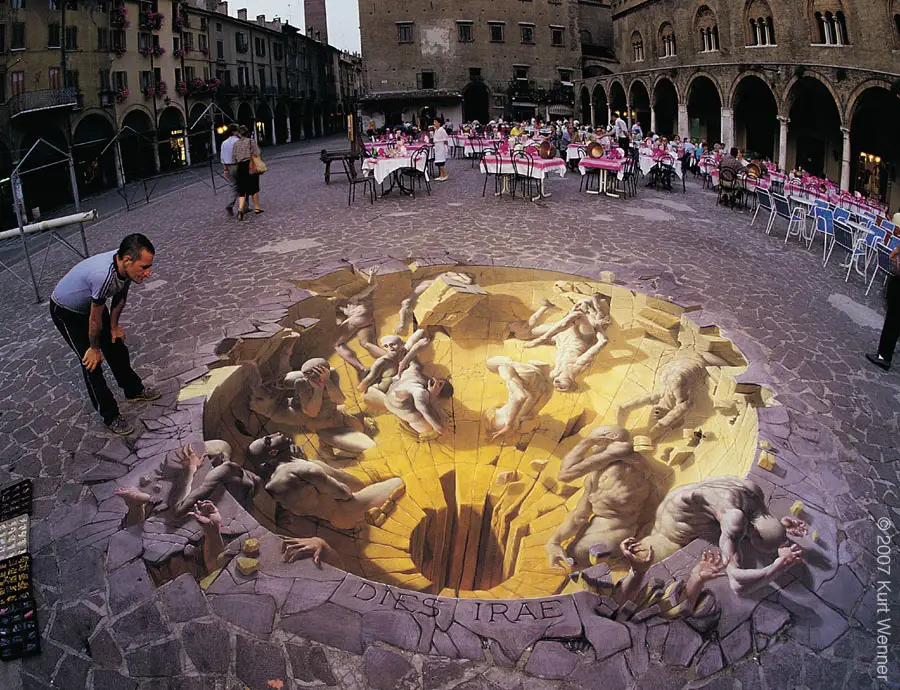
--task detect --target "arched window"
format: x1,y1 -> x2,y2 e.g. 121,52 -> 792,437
659,22 -> 676,57
746,1 -> 776,46
811,2 -> 848,45
580,29 -> 592,44
631,31 -> 644,62
696,6 -> 719,52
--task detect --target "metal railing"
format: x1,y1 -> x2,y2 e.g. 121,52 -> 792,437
8,88 -> 80,118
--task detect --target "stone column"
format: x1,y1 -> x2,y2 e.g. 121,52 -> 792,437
607,106 -> 612,126
286,118 -> 292,144
626,101 -> 632,128
677,103 -> 689,140
184,135 -> 192,167
271,115 -> 277,145
319,112 -> 325,137
650,106 -> 656,135
840,126 -> 851,192
589,102 -> 595,127
720,107 -> 733,149
777,115 -> 790,172
152,138 -> 161,173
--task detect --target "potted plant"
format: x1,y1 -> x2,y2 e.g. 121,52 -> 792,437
176,81 -> 189,94
152,45 -> 166,57
115,87 -> 129,103
173,48 -> 186,58
143,85 -> 156,99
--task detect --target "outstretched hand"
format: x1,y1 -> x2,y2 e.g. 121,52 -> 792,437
620,537 -> 653,571
777,542 -> 804,568
690,549 -> 729,583
780,516 -> 809,538
282,536 -> 328,566
187,500 -> 222,530
546,543 -> 574,570
178,445 -> 204,471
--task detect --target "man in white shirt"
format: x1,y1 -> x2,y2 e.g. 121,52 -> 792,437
614,114 -> 630,153
432,119 -> 450,181
219,124 -> 240,216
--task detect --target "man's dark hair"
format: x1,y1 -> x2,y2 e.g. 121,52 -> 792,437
118,233 -> 155,260
730,147 -> 739,157
228,123 -> 239,135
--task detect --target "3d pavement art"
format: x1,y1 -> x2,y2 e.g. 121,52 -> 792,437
100,261 -> 854,682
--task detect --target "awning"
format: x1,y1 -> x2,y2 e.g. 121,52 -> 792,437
548,104 -> 573,116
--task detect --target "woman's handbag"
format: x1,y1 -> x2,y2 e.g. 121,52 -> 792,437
250,154 -> 268,175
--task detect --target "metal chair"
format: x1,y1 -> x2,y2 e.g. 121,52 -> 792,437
752,187 -> 774,227
866,236 -> 900,295
398,146 -> 431,198
347,165 -> 376,206
810,206 -> 834,259
511,151 -> 538,200
481,147 -> 505,197
717,167 -> 737,207
767,192 -> 806,240
826,219 -> 859,276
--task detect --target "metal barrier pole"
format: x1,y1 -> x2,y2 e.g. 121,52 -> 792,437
68,155 -> 89,257
11,172 -> 42,302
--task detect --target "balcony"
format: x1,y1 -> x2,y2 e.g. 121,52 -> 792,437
8,88 -> 80,118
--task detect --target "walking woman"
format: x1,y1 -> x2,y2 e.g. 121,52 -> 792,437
233,125 -> 264,219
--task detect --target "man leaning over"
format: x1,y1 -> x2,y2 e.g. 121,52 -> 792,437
49,233 -> 160,435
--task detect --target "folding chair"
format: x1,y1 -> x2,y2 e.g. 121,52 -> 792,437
511,151 -> 538,200
751,188 -> 774,227
398,147 -> 431,198
481,147 -> 505,197
347,165 -> 376,206
767,192 -> 805,240
826,220 -> 860,280
810,206 -> 833,259
866,236 -> 900,295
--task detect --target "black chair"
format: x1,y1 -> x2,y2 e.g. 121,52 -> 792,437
347,165 -> 376,206
511,151 -> 539,200
717,167 -> 737,207
579,161 -> 602,194
398,147 -> 431,198
481,147 -> 506,197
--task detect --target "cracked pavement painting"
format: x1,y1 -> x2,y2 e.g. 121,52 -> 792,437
0,137 -> 897,690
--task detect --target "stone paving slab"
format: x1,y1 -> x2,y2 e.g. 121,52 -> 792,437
1,143 -> 898,689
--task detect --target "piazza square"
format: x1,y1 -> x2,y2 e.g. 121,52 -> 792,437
0,1 -> 899,690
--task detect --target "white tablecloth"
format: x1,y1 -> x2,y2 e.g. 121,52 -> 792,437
639,153 -> 683,179
480,156 -> 566,180
567,145 -> 587,162
362,155 -> 429,185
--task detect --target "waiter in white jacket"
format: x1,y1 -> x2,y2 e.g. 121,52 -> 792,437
432,119 -> 450,182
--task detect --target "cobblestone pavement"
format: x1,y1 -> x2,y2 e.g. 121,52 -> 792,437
0,143 -> 898,690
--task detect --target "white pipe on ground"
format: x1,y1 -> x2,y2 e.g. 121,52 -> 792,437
0,210 -> 99,242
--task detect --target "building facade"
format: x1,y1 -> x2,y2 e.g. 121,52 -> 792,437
357,0 -> 586,128
0,0 -> 362,223
576,0 -> 900,206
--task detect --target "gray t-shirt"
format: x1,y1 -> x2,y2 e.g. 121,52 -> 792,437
51,250 -> 130,314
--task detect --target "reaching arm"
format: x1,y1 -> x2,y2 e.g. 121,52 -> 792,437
525,312 -> 580,347
649,400 -> 690,437
299,382 -> 324,417
324,370 -> 345,404
559,439 -> 632,482
546,480 -> 593,568
294,462 -> 353,500
718,509 -> 800,594
574,332 -> 609,368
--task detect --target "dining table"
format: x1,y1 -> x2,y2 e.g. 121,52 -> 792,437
578,156 -> 626,197
480,153 -> 566,200
362,152 -> 430,197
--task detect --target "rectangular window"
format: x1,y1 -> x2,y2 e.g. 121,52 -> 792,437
49,0 -> 58,8
514,65 -> 528,80
216,68 -> 230,85
140,70 -> 152,90
202,65 -> 209,79
11,70 -> 25,96
183,32 -> 194,49
418,70 -> 435,89
0,25 -> 5,53
200,17 -> 207,31
184,65 -> 194,81
276,68 -> 282,88
49,23 -> 61,48
113,70 -> 127,89
457,21 -> 473,42
257,67 -> 265,88
237,64 -> 248,86
235,32 -> 248,53
520,24 -> 534,44
198,34 -> 207,53
96,0 -> 107,12
489,22 -> 504,42
174,67 -> 181,84
65,26 -> 78,49
469,67 -> 481,80
173,36 -> 180,52
138,32 -> 151,51
98,68 -> 111,89
397,22 -> 412,43
112,29 -> 126,51
64,69 -> 78,88
11,0 -> 26,8
216,40 -> 224,59
97,27 -> 108,51
11,22 -> 25,49
49,66 -> 61,90
254,36 -> 265,57
551,26 -> 564,47
216,21 -> 222,31
273,43 -> 283,60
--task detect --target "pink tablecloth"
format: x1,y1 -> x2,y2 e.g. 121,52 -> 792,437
578,157 -> 626,177
480,155 -> 566,180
